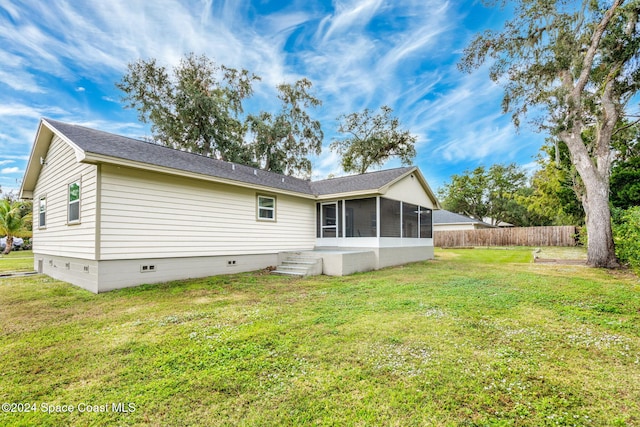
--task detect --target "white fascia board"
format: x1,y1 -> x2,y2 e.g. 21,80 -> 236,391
41,119 -> 87,161
315,190 -> 382,201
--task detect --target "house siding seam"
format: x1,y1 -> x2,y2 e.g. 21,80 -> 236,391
33,135 -> 97,260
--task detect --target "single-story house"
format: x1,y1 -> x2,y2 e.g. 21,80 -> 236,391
20,119 -> 441,293
433,209 -> 495,231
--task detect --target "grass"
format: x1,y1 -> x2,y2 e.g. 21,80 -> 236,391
0,250 -> 34,273
1,247 -> 639,426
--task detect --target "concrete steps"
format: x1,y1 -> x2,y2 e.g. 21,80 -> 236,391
272,254 -> 322,277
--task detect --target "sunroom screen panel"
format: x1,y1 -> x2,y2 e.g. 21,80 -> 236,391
380,198 -> 401,237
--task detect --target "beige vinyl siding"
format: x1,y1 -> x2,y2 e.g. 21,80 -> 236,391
32,136 -> 97,259
99,164 -> 316,260
385,174 -> 435,208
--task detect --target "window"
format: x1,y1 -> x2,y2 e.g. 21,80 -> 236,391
68,181 -> 80,223
257,195 -> 276,221
39,196 -> 46,228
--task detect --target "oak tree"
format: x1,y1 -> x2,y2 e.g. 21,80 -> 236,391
460,0 -> 640,267
247,78 -> 323,177
117,53 -> 259,163
330,106 -> 417,174
438,163 -> 528,226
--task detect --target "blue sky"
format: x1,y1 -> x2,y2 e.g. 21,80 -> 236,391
0,0 -> 545,195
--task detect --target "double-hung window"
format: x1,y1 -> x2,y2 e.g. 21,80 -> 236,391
39,196 -> 46,228
68,181 -> 81,223
257,195 -> 276,221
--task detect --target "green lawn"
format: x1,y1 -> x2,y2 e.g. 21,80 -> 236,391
0,250 -> 34,273
1,248 -> 638,426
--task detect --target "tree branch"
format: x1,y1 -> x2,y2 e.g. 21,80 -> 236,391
574,0 -> 624,96
612,117 -> 640,135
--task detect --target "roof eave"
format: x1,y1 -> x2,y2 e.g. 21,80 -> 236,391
315,190 -> 383,200
19,120 -> 52,199
20,119 -> 88,200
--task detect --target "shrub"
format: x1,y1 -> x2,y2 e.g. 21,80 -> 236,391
612,206 -> 640,274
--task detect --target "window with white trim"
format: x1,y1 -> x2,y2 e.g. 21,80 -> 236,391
68,181 -> 81,223
39,196 -> 46,228
257,195 -> 276,221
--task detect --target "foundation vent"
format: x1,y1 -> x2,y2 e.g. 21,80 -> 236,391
140,264 -> 156,273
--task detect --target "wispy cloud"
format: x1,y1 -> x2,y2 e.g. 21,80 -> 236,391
1,167 -> 21,175
0,104 -> 69,120
317,0 -> 384,42
0,0 -> 546,188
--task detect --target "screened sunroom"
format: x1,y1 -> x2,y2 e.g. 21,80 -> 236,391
315,196 -> 433,248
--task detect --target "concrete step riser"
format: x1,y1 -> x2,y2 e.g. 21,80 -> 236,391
272,256 -> 322,277
272,270 -> 306,276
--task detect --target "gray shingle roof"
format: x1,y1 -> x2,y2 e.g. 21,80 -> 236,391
46,119 -> 314,194
309,167 -> 415,195
43,119 -> 417,197
433,209 -> 493,225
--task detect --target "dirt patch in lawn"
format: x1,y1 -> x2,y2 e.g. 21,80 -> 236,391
533,246 -> 587,265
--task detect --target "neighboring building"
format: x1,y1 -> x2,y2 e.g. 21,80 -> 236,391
433,209 -> 495,231
20,119 -> 441,293
482,217 -> 515,228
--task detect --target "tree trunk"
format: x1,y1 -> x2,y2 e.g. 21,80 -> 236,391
581,173 -> 618,268
3,235 -> 13,255
560,125 -> 619,268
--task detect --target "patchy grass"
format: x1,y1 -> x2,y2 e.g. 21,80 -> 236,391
0,250 -> 34,273
0,248 -> 639,426
536,246 -> 588,261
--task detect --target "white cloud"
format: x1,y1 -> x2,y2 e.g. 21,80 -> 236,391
318,0 -> 383,42
1,167 -> 21,175
0,0 -> 547,186
0,103 -> 68,120
434,125 -> 516,163
0,67 -> 46,93
311,150 -> 344,181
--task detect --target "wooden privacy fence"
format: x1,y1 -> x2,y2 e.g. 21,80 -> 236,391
434,226 -> 578,248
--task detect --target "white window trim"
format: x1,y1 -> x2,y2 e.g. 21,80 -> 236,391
320,202 -> 338,238
257,194 -> 276,222
38,195 -> 47,229
68,179 -> 81,225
